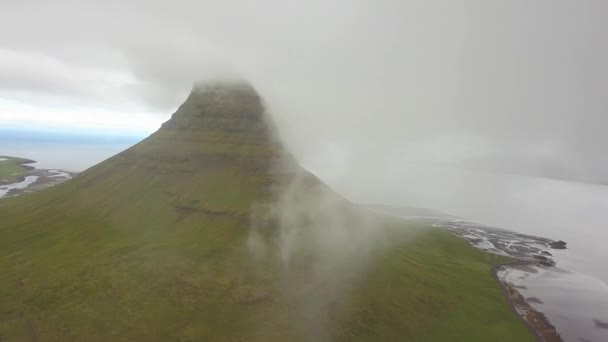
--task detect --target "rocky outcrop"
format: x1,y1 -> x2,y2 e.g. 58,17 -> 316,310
111,81 -> 289,179
549,240 -> 567,249
161,82 -> 271,137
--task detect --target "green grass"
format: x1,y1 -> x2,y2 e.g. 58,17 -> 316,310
0,174 -> 533,341
0,84 -> 533,341
334,227 -> 529,341
0,156 -> 32,184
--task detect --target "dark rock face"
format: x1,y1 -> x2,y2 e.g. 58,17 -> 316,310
92,80 -> 310,213
533,254 -> 556,267
161,81 -> 272,139
115,81 -> 287,176
595,319 -> 608,329
549,240 -> 567,249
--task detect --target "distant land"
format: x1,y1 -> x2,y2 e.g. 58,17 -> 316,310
0,155 -> 74,197
0,129 -> 144,171
412,158 -> 608,187
0,128 -> 145,145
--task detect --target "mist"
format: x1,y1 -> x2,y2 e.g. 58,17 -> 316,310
247,165 -> 393,340
3,1 -> 608,278
3,3 -> 608,339
2,0 -> 608,186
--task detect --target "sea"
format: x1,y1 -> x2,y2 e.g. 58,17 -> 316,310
381,164 -> 608,341
0,128 -> 141,172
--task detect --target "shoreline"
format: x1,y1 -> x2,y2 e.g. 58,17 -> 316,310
0,157 -> 75,198
492,262 -> 562,342
420,217 -> 570,342
0,156 -> 36,186
370,207 -> 608,341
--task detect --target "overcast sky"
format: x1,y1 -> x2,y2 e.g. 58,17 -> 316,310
1,0 -> 607,186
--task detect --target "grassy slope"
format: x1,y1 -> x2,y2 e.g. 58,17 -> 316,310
0,176 -> 533,341
0,157 -> 31,184
0,84 -> 533,341
338,228 -> 531,341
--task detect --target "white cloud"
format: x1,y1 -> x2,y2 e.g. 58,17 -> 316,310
0,0 -> 607,184
0,98 -> 164,135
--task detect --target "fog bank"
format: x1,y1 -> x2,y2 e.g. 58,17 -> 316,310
2,1 -> 608,186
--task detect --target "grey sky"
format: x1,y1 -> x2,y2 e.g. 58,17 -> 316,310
1,0 -> 607,186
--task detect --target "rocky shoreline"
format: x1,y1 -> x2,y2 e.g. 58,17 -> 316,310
370,205 -> 608,342
494,262 -> 562,342
0,158 -> 75,198
368,206 -> 573,341
421,218 -> 568,342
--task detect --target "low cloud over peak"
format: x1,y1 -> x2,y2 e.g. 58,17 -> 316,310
1,0 -> 608,188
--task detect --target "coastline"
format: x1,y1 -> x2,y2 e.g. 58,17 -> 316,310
492,262 -> 562,342
0,157 -> 75,198
368,207 -> 571,341
424,218 -> 573,342
0,156 -> 36,185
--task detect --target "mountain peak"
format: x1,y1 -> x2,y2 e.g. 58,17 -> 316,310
162,80 -> 266,132
113,79 -> 286,180
192,79 -> 257,95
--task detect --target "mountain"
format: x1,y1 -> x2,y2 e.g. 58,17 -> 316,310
0,81 -> 533,341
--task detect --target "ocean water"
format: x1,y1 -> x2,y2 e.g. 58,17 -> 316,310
0,141 -> 135,172
387,165 -> 608,284
0,128 -> 142,172
0,175 -> 38,197
379,165 -> 608,341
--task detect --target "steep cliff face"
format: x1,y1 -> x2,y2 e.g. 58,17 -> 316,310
0,81 -> 348,341
128,82 -> 281,169
163,82 -> 269,133
103,82 -> 274,169
28,81 -> 308,218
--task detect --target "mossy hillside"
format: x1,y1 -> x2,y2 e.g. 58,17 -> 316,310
0,82 -> 533,341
